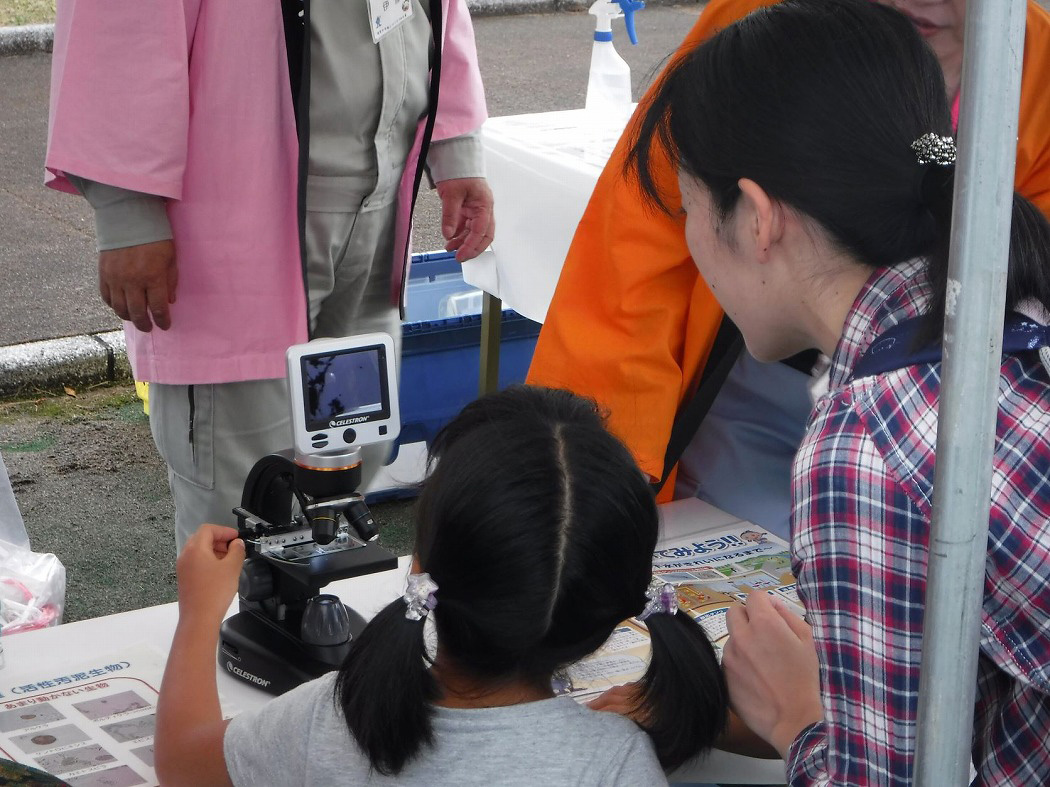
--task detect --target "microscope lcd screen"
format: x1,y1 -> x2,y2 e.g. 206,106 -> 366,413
300,345 -> 389,432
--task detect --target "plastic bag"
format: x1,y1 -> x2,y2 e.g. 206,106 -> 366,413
0,450 -> 63,638
0,539 -> 66,635
0,451 -> 29,551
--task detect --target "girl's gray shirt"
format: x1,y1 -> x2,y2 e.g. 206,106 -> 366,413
224,672 -> 668,786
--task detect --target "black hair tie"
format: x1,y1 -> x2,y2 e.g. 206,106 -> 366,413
918,162 -> 956,209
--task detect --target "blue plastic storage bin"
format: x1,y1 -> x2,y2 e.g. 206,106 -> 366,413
368,251 -> 540,500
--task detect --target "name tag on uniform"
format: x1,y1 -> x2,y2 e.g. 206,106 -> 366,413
368,0 -> 413,43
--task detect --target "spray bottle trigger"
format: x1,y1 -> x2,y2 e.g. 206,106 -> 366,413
616,0 -> 645,45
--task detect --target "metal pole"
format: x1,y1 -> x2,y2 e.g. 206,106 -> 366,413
914,1 -> 1027,784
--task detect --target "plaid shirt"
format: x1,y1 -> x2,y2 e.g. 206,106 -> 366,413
786,259 -> 1050,785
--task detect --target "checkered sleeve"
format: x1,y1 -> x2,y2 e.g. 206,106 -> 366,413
786,392 -> 931,786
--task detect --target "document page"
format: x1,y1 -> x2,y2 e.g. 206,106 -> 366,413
0,643 -> 167,785
563,522 -> 801,703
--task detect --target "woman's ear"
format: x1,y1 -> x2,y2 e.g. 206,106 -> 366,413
737,178 -> 784,262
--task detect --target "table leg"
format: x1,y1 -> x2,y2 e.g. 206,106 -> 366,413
479,291 -> 503,395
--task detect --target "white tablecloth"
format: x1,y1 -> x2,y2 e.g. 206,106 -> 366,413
2,501 -> 786,784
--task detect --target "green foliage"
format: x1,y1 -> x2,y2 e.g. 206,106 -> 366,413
0,0 -> 56,27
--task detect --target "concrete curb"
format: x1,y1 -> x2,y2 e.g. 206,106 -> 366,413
0,23 -> 51,56
0,331 -> 132,398
0,0 -> 695,55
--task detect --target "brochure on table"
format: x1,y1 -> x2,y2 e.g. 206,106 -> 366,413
563,504 -> 800,703
0,644 -> 170,785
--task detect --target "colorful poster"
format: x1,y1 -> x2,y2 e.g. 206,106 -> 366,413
564,523 -> 801,702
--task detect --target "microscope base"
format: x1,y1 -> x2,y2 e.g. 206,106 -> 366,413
218,605 -> 367,696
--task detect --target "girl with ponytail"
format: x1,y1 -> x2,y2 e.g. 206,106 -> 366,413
628,0 -> 1050,784
155,385 -> 729,785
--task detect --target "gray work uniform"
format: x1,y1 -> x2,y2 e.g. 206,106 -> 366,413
72,2 -> 484,550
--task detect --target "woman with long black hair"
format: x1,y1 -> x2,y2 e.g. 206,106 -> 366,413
629,1 -> 1050,783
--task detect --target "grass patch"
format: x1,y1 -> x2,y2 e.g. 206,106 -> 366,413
0,435 -> 56,452
0,0 -> 55,26
0,384 -> 142,425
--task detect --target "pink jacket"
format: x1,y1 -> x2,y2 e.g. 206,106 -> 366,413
45,0 -> 487,385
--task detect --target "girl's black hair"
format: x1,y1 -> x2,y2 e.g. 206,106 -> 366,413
629,0 -> 1050,345
336,385 -> 728,774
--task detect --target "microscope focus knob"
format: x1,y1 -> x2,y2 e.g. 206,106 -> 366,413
238,558 -> 275,602
301,594 -> 352,646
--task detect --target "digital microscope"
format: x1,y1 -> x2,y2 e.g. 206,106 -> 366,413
218,333 -> 401,695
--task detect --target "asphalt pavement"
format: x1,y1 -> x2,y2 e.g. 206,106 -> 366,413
0,4 -> 705,623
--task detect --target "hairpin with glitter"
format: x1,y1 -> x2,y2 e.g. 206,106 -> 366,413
638,577 -> 678,621
911,133 -> 956,166
403,572 -> 438,621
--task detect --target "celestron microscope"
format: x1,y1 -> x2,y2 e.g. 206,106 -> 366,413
218,333 -> 401,695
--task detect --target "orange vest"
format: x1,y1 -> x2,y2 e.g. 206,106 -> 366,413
527,0 -> 1050,501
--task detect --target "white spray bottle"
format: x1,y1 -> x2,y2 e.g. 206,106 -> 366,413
585,0 -> 645,113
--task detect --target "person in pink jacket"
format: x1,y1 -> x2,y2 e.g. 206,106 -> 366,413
45,0 -> 494,551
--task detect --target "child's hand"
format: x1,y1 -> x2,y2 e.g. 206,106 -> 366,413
176,524 -> 245,624
588,682 -> 646,723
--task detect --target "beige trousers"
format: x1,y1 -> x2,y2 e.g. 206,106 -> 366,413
151,203 -> 402,551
